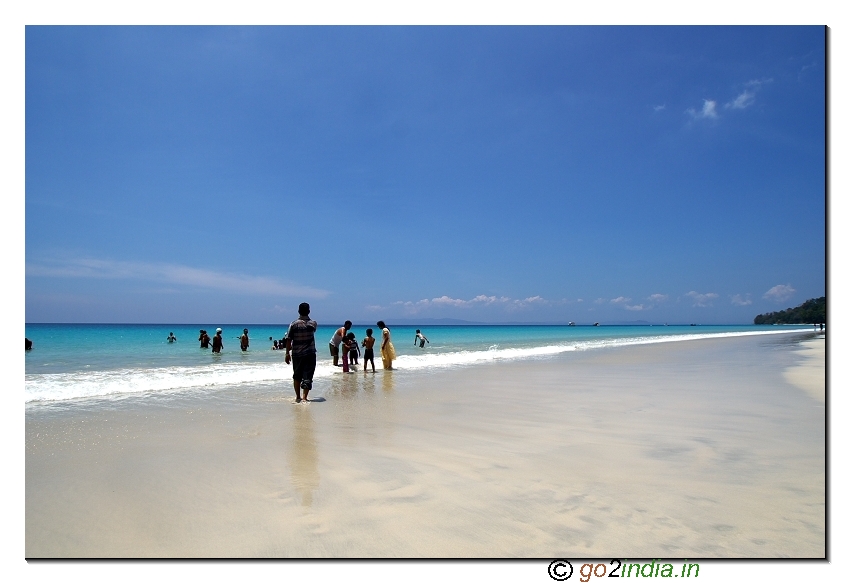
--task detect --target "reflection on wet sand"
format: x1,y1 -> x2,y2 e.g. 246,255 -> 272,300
287,405 -> 319,507
382,370 -> 394,393
361,372 -> 376,396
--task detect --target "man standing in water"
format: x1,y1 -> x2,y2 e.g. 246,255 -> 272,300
212,328 -> 223,354
240,328 -> 250,352
329,320 -> 352,366
286,303 -> 318,402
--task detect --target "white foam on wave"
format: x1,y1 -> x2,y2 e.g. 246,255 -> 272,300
25,359 -> 343,403
25,328 -> 812,403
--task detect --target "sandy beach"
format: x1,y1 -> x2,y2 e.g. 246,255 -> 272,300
25,332 -> 825,558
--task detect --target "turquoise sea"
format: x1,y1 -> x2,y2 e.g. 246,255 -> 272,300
24,323 -> 815,404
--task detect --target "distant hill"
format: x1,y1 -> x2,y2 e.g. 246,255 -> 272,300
754,297 -> 825,325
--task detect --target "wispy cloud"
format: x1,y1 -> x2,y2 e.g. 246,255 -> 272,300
687,99 -> 718,120
512,296 -> 547,309
687,79 -> 773,122
730,293 -> 752,306
653,104 -> 666,112
725,78 -> 772,110
763,284 -> 795,303
411,295 -> 512,308
648,294 -> 668,303
799,62 -> 817,80
387,294 -> 560,314
685,291 -> 719,307
608,296 -> 653,311
26,256 -> 330,298
391,295 -> 511,313
727,89 -> 755,109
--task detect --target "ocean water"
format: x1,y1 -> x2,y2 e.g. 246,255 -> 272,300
24,323 -> 815,404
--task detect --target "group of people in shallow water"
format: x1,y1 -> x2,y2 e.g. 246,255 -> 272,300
194,328 -> 225,353
282,304 -> 416,402
186,319 -> 423,375
166,307 -> 429,403
328,320 -> 396,373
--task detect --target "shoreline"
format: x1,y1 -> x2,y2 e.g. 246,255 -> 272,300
26,333 -> 824,558
782,336 -> 825,403
24,326 -> 818,406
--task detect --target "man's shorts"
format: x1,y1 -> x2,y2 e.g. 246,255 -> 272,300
292,353 -> 317,383
329,342 -> 339,357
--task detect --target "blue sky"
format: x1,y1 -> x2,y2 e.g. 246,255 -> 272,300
25,25 -> 825,324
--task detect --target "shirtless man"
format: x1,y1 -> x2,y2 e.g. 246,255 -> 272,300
240,328 -> 250,352
329,320 -> 352,366
212,328 -> 223,354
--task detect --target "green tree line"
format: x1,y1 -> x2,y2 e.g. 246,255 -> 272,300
754,297 -> 825,325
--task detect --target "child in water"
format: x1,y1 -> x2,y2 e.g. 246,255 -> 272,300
341,334 -> 351,372
361,329 -> 376,373
346,332 -> 360,366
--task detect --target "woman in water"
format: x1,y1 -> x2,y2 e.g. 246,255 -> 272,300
377,320 -> 395,370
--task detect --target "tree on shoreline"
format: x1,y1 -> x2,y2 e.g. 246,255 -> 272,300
754,297 -> 825,325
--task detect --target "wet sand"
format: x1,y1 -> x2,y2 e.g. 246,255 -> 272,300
25,333 -> 825,558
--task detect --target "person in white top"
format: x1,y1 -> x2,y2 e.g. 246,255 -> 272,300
377,320 -> 395,370
414,329 -> 429,348
329,320 -> 352,367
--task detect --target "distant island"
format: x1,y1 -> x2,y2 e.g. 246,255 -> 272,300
754,297 -> 825,325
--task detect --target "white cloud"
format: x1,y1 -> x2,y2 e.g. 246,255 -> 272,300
700,100 -> 718,118
393,294 -> 515,313
624,304 -> 645,311
763,284 -> 795,303
648,294 -> 668,303
610,296 -> 631,305
687,99 -> 718,120
725,78 -> 772,110
653,104 -> 666,112
472,295 -> 511,304
685,291 -> 719,307
727,89 -> 755,109
430,296 -> 468,306
26,256 -> 329,298
512,296 -> 546,308
730,294 -> 752,306
428,295 -> 512,307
